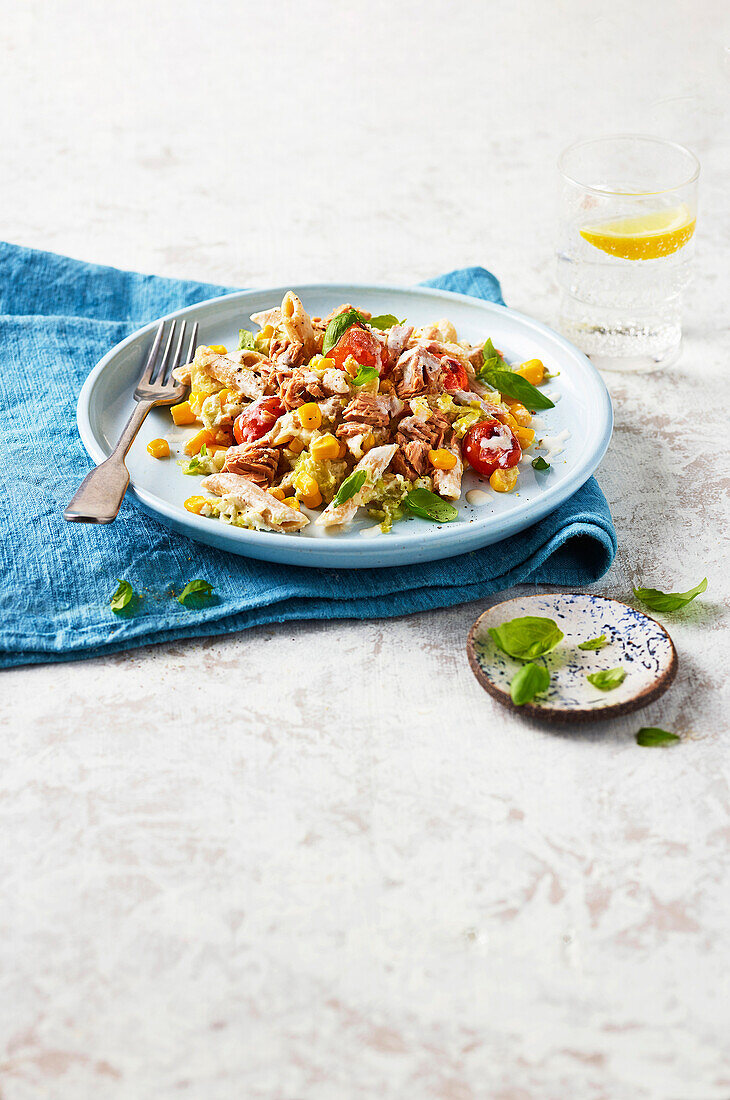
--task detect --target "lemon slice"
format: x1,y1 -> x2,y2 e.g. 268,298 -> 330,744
580,204 -> 696,260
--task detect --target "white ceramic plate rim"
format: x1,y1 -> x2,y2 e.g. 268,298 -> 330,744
76,283 -> 613,565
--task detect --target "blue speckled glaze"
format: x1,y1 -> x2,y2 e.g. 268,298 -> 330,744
472,593 -> 675,712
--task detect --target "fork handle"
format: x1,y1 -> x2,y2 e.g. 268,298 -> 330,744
64,399 -> 157,523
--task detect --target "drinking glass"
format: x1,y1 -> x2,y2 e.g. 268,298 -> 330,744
556,135 -> 699,372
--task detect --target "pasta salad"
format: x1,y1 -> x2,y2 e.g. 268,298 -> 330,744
155,293 -> 555,535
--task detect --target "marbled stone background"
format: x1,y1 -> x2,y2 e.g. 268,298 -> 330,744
1,1 -> 729,1097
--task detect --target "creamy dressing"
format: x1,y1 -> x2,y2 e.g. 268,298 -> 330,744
540,428 -> 571,461
530,416 -> 546,430
465,489 -> 490,506
359,524 -> 383,538
543,389 -> 562,404
478,425 -> 514,452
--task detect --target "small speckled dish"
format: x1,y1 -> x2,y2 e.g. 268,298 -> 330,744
467,593 -> 677,723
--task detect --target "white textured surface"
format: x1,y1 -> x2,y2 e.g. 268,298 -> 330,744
1,1 -> 729,1097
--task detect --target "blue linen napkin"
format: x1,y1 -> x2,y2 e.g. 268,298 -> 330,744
0,242 -> 616,668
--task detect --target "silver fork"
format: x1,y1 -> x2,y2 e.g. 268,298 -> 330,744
64,319 -> 198,523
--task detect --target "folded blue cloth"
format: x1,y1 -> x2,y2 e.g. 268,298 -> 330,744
0,242 -> 616,667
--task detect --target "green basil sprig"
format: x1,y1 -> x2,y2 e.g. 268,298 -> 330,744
586,667 -> 626,691
532,456 -> 550,471
633,577 -> 707,613
322,309 -> 368,354
510,663 -> 550,705
488,616 -> 564,660
578,634 -> 608,651
480,338 -> 503,374
636,727 -> 681,747
477,341 -> 555,410
186,442 -> 209,475
332,469 -> 367,508
480,368 -> 555,411
110,579 -> 135,613
404,488 -> 458,523
369,314 -> 403,330
238,329 -> 256,350
351,364 -> 379,387
178,579 -> 215,606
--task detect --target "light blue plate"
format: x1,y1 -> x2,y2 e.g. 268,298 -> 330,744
76,283 -> 613,569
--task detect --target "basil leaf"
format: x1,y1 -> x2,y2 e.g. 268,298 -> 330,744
332,469 -> 367,508
369,314 -> 402,330
633,577 -> 707,613
178,579 -> 214,606
322,309 -> 368,354
578,633 -> 608,651
481,369 -> 555,410
586,667 -> 626,691
351,364 -> 379,387
186,442 -> 208,474
532,456 -> 550,471
636,727 -> 681,747
480,337 -> 503,375
404,488 -> 459,523
239,328 -> 256,350
110,579 -> 135,613
510,662 -> 550,705
488,616 -> 564,660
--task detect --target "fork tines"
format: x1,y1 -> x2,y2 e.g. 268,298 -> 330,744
139,319 -> 199,390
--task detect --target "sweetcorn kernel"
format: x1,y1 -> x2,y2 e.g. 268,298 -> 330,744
268,487 -> 286,501
362,433 -> 376,452
288,438 -> 305,455
513,425 -> 535,448
298,402 -> 322,431
170,401 -> 197,426
147,438 -> 170,459
184,496 -> 208,514
506,401 -> 531,427
293,471 -> 319,498
208,344 -> 227,354
428,448 -> 457,471
310,433 -> 341,461
301,489 -> 323,509
515,359 -> 545,385
282,497 -> 300,511
489,468 -> 519,493
188,390 -> 207,415
184,428 -> 215,456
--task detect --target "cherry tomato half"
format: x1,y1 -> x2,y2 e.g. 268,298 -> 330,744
233,396 -> 284,444
440,357 -> 469,392
462,418 -> 521,478
329,324 -> 382,372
